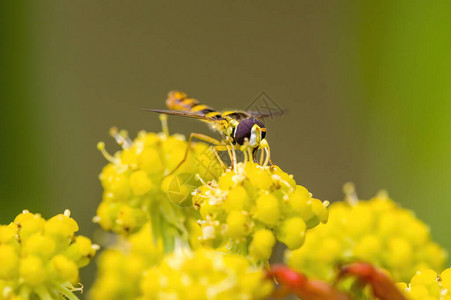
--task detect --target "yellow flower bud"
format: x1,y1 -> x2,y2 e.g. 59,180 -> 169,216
403,218 -> 429,246
102,170 -> 131,201
409,285 -> 430,299
14,211 -> 45,239
315,237 -> 342,264
276,217 -> 306,250
45,212 -> 79,240
138,147 -> 164,173
249,229 -> 276,260
199,197 -> 225,220
288,185 -> 311,217
95,201 -> 119,230
116,205 -> 148,234
140,269 -> 160,297
396,282 -> 408,292
227,211 -> 250,239
23,233 -> 56,259
411,269 -> 438,286
129,170 -> 153,195
65,235 -> 98,267
187,219 -> 202,250
420,242 -> 445,270
218,171 -> 235,190
440,268 -> 451,290
224,185 -> 249,212
120,147 -> 138,166
0,244 -> 18,278
51,255 -> 79,283
20,255 -> 47,286
246,163 -> 273,189
74,236 -> 96,257
254,193 -> 280,225
353,234 -> 382,261
310,198 -> 329,225
387,237 -> 413,268
0,224 -> 17,243
271,165 -> 296,190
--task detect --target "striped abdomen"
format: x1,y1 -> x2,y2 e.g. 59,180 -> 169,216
166,91 -> 223,120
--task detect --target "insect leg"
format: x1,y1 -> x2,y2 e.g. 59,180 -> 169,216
228,143 -> 238,171
239,138 -> 251,164
260,139 -> 272,167
242,146 -> 249,164
252,148 -> 259,163
263,147 -> 271,167
166,133 -> 222,177
225,145 -> 234,170
246,147 -> 253,164
212,145 -> 229,172
261,142 -> 273,167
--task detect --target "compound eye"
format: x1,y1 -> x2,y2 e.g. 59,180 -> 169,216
234,118 -> 266,145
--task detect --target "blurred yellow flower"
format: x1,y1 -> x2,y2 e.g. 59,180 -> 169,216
90,223 -> 163,300
139,248 -> 272,300
286,186 -> 447,283
0,210 -> 98,299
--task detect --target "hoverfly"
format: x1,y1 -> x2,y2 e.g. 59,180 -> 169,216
143,91 -> 282,175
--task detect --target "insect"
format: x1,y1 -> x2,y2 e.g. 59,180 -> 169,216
143,91 -> 282,175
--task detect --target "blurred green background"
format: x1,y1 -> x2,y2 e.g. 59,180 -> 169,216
1,0 -> 450,295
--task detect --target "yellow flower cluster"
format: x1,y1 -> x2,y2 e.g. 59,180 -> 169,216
286,189 -> 447,282
91,223 -> 271,300
90,223 -> 163,300
95,125 -> 221,245
139,248 -> 273,300
0,210 -> 98,300
397,267 -> 451,300
192,161 -> 329,261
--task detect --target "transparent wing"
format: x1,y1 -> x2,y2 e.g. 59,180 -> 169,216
221,111 -> 251,121
247,108 -> 287,119
140,108 -> 217,121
